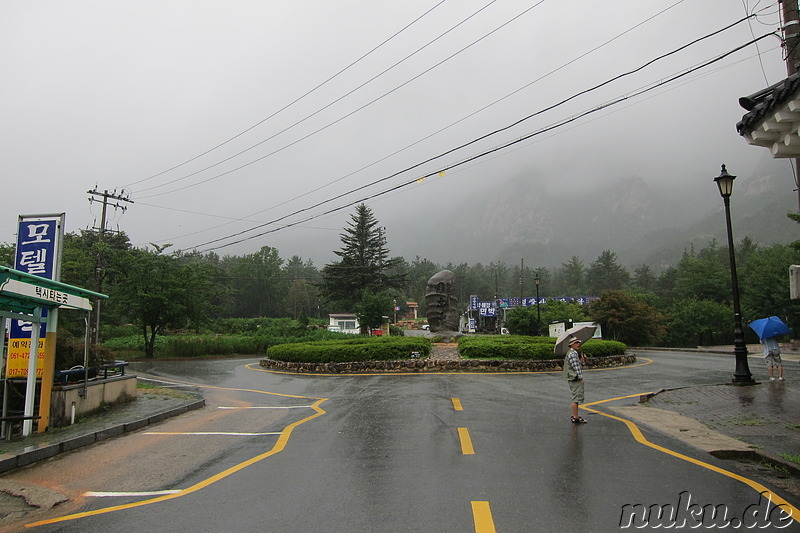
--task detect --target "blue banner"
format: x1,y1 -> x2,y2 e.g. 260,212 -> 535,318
10,217 -> 62,341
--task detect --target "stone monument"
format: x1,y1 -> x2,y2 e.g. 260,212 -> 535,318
425,270 -> 462,339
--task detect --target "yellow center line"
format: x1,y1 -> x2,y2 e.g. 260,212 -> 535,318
458,427 -> 475,455
583,394 -> 800,520
452,397 -> 463,411
25,392 -> 329,528
471,501 -> 497,533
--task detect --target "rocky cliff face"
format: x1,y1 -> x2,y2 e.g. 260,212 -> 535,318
392,159 -> 798,270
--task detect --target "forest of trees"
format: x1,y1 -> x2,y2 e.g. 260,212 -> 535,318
2,204 -> 800,350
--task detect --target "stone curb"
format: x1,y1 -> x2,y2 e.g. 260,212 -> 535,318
0,399 -> 205,475
259,354 -> 636,374
623,391 -> 800,479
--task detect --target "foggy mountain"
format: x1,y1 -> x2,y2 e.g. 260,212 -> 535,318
388,156 -> 799,272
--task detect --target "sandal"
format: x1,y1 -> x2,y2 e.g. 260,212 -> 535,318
571,416 -> 587,424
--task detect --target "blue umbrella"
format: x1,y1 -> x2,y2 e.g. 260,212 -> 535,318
748,316 -> 792,340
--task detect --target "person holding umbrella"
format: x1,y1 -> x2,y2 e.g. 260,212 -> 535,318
749,316 -> 790,381
563,337 -> 587,423
762,335 -> 784,381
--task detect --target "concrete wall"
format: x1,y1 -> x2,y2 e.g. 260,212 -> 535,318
50,375 -> 137,428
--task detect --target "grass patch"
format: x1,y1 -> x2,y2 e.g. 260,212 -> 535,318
779,453 -> 800,465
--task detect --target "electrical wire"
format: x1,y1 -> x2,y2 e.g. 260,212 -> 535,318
743,0 -> 776,84
146,0 -> 679,246
130,0 -> 505,195
192,32 -> 778,254
139,10 -> 754,205
182,16 -> 762,250
123,0 -> 449,189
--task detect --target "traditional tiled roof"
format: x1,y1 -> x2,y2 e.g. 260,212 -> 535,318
736,72 -> 800,157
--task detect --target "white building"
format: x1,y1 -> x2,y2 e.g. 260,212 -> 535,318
328,313 -> 360,334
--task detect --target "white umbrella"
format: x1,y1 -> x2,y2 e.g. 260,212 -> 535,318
553,324 -> 597,356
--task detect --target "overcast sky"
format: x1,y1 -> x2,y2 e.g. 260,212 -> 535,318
0,1 -> 791,265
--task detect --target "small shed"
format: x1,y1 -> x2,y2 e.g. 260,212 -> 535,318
328,313 -> 360,334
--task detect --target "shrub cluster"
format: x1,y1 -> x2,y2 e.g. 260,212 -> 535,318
266,337 -> 431,364
457,335 -> 626,360
102,328 -> 356,358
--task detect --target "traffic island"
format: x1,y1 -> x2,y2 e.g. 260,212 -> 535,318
259,354 -> 637,373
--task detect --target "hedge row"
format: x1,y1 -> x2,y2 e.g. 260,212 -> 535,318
103,331 -> 358,358
266,337 -> 432,364
457,335 -> 626,360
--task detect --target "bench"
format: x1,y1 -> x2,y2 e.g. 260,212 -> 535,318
55,361 -> 129,384
100,360 -> 129,378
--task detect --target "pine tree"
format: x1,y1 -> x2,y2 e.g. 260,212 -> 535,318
319,204 -> 406,310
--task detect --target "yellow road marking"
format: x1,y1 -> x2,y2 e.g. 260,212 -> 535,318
452,397 -> 463,411
25,393 -> 328,528
583,394 -> 800,520
471,501 -> 497,533
458,427 -> 475,455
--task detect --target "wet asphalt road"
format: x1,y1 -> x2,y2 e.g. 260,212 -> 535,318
24,351 -> 800,532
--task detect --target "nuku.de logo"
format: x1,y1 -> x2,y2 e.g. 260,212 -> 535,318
619,491 -> 794,529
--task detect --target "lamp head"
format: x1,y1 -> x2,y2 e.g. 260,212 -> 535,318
714,164 -> 736,198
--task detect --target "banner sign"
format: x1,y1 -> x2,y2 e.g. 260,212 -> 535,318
8,214 -> 64,378
470,296 -> 596,311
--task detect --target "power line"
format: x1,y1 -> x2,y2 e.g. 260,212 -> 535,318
144,0 -> 692,246
185,18 -> 762,250
133,0 -> 546,199
123,0 -> 449,189
193,32 -> 777,254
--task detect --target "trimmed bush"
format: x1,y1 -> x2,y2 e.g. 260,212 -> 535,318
267,337 -> 431,363
103,329 -> 359,358
458,335 -> 626,360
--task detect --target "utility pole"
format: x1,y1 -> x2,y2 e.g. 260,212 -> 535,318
87,188 -> 133,345
782,0 -> 800,209
519,258 -> 524,301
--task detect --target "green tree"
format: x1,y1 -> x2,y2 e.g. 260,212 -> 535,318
537,299 -> 590,331
112,245 -> 214,358
283,255 -> 321,319
587,250 -> 630,294
558,256 -> 586,295
739,243 -> 800,331
662,299 -> 731,347
589,290 -> 665,345
505,306 -> 541,336
0,242 -> 14,267
672,241 -> 729,303
355,289 -> 392,333
319,204 -> 406,310
632,264 -> 656,293
228,246 -> 286,317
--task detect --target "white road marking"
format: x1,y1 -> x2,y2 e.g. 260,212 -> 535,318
84,490 -> 182,497
217,406 -> 314,410
144,431 -> 281,436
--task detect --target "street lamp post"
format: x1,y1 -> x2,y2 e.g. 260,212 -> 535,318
714,164 -> 755,385
534,274 -> 541,336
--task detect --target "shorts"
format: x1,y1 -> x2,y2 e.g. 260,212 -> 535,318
568,379 -> 585,404
765,353 -> 782,367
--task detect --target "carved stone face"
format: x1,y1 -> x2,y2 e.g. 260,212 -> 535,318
425,270 -> 459,332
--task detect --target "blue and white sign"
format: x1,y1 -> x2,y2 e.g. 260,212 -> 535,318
10,214 -> 64,341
